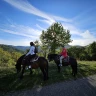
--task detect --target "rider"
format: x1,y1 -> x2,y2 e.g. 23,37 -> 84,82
25,42 -> 36,69
59,45 -> 68,66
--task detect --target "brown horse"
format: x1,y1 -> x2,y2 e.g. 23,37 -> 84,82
15,54 -> 48,81
48,54 -> 77,78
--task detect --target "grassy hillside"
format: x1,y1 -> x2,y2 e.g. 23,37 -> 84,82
0,61 -> 96,93
0,44 -> 23,67
0,44 -> 24,53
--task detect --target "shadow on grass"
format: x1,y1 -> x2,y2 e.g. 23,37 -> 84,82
0,61 -> 96,93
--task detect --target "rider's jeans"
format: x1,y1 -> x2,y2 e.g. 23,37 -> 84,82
60,56 -> 64,64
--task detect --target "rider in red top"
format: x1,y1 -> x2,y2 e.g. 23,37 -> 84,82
59,46 -> 68,66
60,48 -> 68,57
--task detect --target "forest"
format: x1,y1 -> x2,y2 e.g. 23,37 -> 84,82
0,41 -> 96,67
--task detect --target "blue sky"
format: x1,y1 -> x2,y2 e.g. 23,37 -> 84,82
0,0 -> 96,46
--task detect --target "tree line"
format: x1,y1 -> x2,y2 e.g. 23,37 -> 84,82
67,42 -> 96,60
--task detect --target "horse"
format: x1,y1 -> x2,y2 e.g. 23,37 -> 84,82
15,54 -> 48,81
48,54 -> 77,78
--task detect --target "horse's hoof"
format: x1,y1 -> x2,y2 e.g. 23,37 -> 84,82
74,77 -> 77,80
19,75 -> 23,79
30,72 -> 33,75
43,78 -> 47,81
44,77 -> 49,81
47,77 -> 49,79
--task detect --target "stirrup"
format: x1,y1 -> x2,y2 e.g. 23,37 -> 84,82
59,64 -> 62,66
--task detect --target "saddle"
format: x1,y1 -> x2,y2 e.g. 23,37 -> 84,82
58,55 -> 69,63
62,56 -> 69,62
30,55 -> 39,62
56,55 -> 69,62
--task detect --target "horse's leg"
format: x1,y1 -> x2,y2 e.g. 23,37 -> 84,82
40,68 -> 47,81
29,67 -> 32,75
57,65 -> 61,73
20,65 -> 25,79
71,65 -> 77,79
45,66 -> 49,80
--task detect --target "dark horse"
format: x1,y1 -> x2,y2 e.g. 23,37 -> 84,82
15,54 -> 48,81
48,54 -> 77,78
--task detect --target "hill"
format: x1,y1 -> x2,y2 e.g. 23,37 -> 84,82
0,44 -> 24,53
14,46 -> 29,51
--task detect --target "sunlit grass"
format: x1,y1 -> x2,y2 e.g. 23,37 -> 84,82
77,61 -> 96,77
0,61 -> 96,93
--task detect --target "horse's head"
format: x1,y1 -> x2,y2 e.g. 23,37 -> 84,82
47,54 -> 58,62
15,55 -> 25,73
15,62 -> 21,73
48,54 -> 52,62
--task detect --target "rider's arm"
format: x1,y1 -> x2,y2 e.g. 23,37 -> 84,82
26,46 -> 34,56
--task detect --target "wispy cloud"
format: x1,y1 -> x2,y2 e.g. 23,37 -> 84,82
80,30 -> 94,39
0,38 -> 33,46
4,0 -> 55,24
36,24 -> 45,30
62,23 -> 96,46
4,0 -> 73,25
69,30 -> 96,46
37,19 -> 55,25
51,15 -> 73,22
72,7 -> 94,21
62,23 -> 82,35
72,8 -> 96,28
0,23 -> 41,39
3,0 -> 96,46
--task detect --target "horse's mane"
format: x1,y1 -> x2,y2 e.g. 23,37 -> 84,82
48,54 -> 58,56
48,54 -> 59,59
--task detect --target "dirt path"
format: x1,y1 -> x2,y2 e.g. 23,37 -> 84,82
3,75 -> 96,96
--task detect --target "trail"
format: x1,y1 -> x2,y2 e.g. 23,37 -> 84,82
3,75 -> 96,96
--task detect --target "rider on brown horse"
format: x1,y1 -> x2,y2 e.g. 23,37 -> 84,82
23,42 -> 36,69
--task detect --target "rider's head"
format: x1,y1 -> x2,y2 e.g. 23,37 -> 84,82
30,42 -> 34,46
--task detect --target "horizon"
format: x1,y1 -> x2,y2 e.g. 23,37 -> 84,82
0,0 -> 96,46
0,43 -> 89,47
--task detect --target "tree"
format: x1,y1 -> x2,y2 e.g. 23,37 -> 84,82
85,41 -> 96,60
34,40 -> 39,47
40,22 -> 72,53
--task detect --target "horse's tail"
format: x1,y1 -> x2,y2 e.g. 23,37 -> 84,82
39,57 -> 49,80
70,57 -> 77,76
45,58 -> 49,79
75,59 -> 77,74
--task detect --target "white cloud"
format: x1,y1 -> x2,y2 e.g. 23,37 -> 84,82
69,38 -> 96,46
4,0 -> 73,25
61,22 -> 96,46
4,0 -> 55,24
69,30 -> 96,46
36,24 -> 45,30
3,0 -> 96,46
51,15 -> 73,22
0,23 -> 42,45
0,23 -> 41,36
0,38 -> 33,46
62,23 -> 82,35
80,30 -> 94,39
37,19 -> 55,25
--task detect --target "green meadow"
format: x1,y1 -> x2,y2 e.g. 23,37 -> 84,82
0,61 -> 96,93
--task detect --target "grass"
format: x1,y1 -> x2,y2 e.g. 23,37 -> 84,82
0,61 -> 96,93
